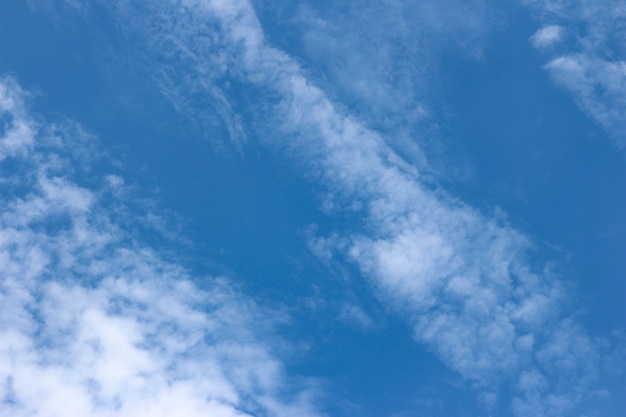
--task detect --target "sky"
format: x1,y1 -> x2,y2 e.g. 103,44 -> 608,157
0,1 -> 625,417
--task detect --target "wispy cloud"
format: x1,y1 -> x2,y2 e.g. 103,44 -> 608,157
67,1 -> 624,416
338,303 -> 374,330
0,79 -> 35,161
41,1 -> 623,415
0,76 -> 323,417
530,25 -> 563,49
523,0 -> 626,154
257,0 -> 501,172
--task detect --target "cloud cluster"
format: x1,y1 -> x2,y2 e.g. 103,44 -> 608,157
0,76 -> 322,417
524,0 -> 626,153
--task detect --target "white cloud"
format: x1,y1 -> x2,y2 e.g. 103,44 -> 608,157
0,77 -> 323,417
338,303 -> 374,330
523,0 -> 626,153
47,1 -> 622,415
0,78 -> 35,161
530,25 -> 563,48
189,3 -> 616,414
2,277 -> 286,417
288,0 -> 495,127
544,55 -> 626,152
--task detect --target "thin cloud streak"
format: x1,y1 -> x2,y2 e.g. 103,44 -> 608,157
0,76 -> 323,417
79,1 -> 624,415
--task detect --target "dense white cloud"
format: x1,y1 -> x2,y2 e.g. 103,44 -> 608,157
523,0 -> 626,153
0,76 -> 323,417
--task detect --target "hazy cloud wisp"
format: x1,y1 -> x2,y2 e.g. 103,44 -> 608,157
524,0 -> 626,153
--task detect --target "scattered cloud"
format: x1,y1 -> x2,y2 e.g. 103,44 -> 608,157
65,1 -> 624,415
25,0 -> 624,415
0,76 -> 324,417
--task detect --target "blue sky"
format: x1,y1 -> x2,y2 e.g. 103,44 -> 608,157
0,1 -> 624,417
